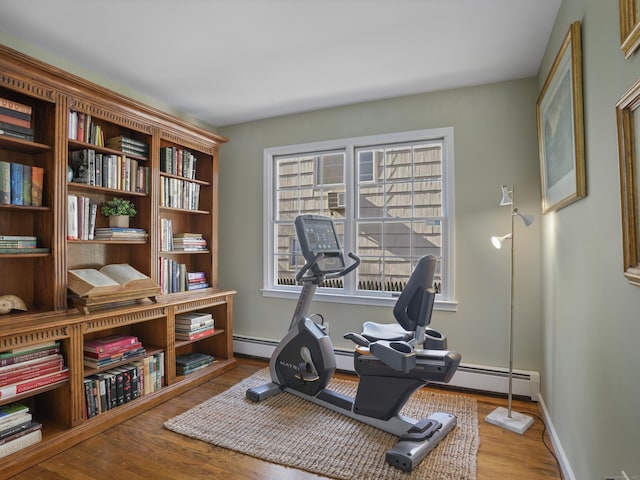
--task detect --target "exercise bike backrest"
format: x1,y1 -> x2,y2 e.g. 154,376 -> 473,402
294,214 -> 360,283
392,255 -> 437,332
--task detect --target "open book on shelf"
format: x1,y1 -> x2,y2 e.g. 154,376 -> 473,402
68,263 -> 159,297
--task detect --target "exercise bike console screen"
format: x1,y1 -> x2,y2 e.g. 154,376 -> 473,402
295,215 -> 345,274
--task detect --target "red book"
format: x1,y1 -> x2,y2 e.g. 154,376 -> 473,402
0,97 -> 32,115
84,335 -> 138,354
175,328 -> 215,341
83,341 -> 143,360
0,362 -> 64,387
0,356 -> 64,386
0,113 -> 30,129
0,346 -> 60,368
0,369 -> 69,399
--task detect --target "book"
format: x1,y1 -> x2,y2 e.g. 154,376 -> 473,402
174,327 -> 215,341
0,97 -> 32,116
67,263 -> 159,297
0,357 -> 64,387
84,335 -> 138,354
0,112 -> 30,129
0,425 -> 42,459
0,345 -> 60,367
21,164 -> 31,206
67,194 -> 78,240
9,163 -> 22,205
175,311 -> 213,324
30,166 -> 43,207
0,368 -> 69,399
0,161 -> 9,204
0,404 -> 29,422
0,412 -> 32,433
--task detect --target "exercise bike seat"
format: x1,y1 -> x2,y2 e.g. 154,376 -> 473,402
361,321 -> 412,342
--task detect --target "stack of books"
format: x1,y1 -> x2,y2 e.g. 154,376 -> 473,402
0,403 -> 42,459
93,227 -> 148,242
0,235 -> 49,254
175,311 -> 214,341
106,136 -> 149,159
172,233 -> 207,252
0,342 -> 69,402
175,352 -> 214,376
0,97 -> 33,142
0,161 -> 44,207
186,271 -> 209,291
83,335 -> 146,369
83,351 -> 164,419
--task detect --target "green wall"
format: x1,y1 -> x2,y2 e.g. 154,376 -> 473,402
218,78 -> 543,370
538,1 -> 640,478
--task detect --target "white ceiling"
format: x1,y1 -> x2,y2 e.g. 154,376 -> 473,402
0,0 -> 560,127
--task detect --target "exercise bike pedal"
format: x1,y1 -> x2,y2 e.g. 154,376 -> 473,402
294,372 -> 320,382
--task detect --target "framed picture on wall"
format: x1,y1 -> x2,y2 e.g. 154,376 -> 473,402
620,0 -> 640,58
616,78 -> 640,287
536,21 -> 586,214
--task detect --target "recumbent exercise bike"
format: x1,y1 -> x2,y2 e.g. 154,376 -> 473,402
247,214 -> 461,471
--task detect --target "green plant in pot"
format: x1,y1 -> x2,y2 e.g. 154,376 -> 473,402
101,197 -> 136,228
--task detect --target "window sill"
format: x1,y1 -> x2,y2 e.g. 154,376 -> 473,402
261,288 -> 458,312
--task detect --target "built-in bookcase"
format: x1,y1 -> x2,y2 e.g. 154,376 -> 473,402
0,45 -> 234,479
0,85 -> 59,313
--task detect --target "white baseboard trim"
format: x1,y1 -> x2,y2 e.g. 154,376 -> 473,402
537,393 -> 576,480
233,335 -> 540,401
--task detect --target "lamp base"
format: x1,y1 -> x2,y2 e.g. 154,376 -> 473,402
485,406 -> 534,434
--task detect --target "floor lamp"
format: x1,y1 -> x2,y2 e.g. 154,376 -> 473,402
485,185 -> 535,435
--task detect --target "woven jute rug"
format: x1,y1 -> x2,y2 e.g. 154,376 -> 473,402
164,368 -> 479,480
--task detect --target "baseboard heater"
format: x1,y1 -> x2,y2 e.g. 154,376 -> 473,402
233,335 -> 540,401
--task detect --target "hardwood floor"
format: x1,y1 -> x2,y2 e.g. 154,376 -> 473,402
11,357 -> 562,479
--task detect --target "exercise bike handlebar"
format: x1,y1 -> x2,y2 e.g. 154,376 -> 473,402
295,252 -> 361,284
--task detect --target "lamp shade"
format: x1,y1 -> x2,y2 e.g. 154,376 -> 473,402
491,233 -> 512,249
514,208 -> 534,227
500,185 -> 513,206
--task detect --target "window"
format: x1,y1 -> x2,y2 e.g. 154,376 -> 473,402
263,128 -> 456,310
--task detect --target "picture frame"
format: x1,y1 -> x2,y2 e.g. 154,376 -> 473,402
620,0 -> 640,58
616,78 -> 640,286
536,21 -> 586,214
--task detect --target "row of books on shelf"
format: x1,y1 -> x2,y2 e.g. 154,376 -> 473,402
67,194 -> 97,241
160,176 -> 201,210
159,259 -> 209,294
69,148 -> 150,194
0,161 -> 44,207
175,311 -> 215,342
160,146 -> 197,179
0,235 -> 49,254
0,341 -> 69,400
0,96 -> 34,142
176,352 -> 214,376
0,403 -> 42,460
84,351 -> 165,419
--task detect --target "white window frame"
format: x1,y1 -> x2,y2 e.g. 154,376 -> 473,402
262,128 -> 457,311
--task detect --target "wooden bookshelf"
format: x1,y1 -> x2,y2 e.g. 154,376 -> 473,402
0,44 -> 235,479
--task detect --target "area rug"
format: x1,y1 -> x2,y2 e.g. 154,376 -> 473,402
164,368 -> 479,480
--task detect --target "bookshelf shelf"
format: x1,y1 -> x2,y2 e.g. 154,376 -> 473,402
0,44 -> 234,479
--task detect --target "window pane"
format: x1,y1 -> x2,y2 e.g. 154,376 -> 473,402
413,145 -> 442,179
358,150 -> 374,182
317,153 -> 344,185
384,147 -> 412,181
300,156 -> 315,187
277,158 -> 299,188
383,221 -> 411,257
385,182 -> 413,218
358,183 -> 384,218
413,180 -> 442,217
276,190 -> 299,220
411,220 -> 442,258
